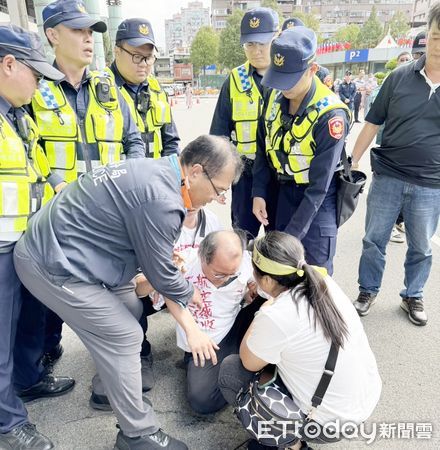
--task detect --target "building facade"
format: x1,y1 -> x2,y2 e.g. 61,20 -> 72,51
165,1 -> 210,54
302,0 -> 413,25
412,0 -> 433,26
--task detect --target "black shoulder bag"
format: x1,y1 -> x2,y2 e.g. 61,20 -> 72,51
235,343 -> 339,447
336,148 -> 367,227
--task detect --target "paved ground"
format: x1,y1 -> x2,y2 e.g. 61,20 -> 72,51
27,98 -> 440,449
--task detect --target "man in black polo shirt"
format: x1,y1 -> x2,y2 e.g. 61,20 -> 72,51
350,3 -> 440,326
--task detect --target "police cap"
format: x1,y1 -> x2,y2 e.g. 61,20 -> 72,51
0,24 -> 64,81
240,7 -> 279,45
116,18 -> 157,49
262,27 -> 317,91
43,0 -> 107,33
281,17 -> 305,31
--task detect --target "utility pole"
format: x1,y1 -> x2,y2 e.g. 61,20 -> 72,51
84,0 -> 106,69
34,0 -> 53,59
107,0 -> 123,49
7,0 -> 29,29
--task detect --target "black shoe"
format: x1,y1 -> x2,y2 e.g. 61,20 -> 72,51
114,429 -> 188,449
353,292 -> 377,316
301,441 -> 314,450
141,354 -> 154,392
0,423 -> 53,450
41,344 -> 64,370
401,297 -> 428,326
17,374 -> 75,403
90,392 -> 152,412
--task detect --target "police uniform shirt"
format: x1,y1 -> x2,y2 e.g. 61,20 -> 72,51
366,55 -> 440,188
253,78 -> 350,239
22,157 -> 194,305
210,64 -> 269,137
32,63 -> 145,166
110,62 -> 180,156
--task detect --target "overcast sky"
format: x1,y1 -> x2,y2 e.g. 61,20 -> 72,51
112,0 -> 211,48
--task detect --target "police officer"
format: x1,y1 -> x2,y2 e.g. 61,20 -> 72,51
0,24 -> 74,450
108,18 -> 180,158
14,135 -> 243,450
252,27 -> 350,274
32,0 -> 145,367
210,7 -> 279,239
339,70 -> 356,111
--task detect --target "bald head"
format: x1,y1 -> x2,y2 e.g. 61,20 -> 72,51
199,230 -> 244,265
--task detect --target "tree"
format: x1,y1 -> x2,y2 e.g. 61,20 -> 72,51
335,24 -> 361,47
261,0 -> 283,20
388,11 -> 410,40
287,11 -> 320,33
218,10 -> 246,70
357,6 -> 384,49
190,27 -> 219,75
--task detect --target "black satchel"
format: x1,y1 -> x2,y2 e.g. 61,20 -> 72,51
235,343 -> 339,447
336,149 -> 367,227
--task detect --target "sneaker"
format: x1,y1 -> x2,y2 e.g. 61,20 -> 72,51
141,354 -> 154,392
390,227 -> 404,243
90,392 -> 152,412
400,297 -> 428,326
353,292 -> 377,316
114,429 -> 188,449
0,423 -> 53,450
395,222 -> 405,233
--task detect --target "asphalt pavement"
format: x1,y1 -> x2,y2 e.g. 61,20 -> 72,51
26,97 -> 440,450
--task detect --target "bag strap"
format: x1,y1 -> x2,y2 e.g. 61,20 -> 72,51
192,209 -> 207,246
310,342 -> 339,409
340,147 -> 354,183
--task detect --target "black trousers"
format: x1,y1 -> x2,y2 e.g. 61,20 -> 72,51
354,92 -> 362,121
183,297 -> 265,414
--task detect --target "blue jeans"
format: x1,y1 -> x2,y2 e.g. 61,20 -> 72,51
358,173 -> 440,299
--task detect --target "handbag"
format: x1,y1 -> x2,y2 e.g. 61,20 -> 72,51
336,148 -> 367,227
234,343 -> 339,447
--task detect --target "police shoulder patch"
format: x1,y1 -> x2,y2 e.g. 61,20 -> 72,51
328,116 -> 344,139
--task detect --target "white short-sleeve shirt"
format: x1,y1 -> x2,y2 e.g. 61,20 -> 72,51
176,251 -> 254,352
246,276 -> 382,426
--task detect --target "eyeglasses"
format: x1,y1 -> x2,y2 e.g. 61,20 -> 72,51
203,168 -> 228,197
212,271 -> 241,281
19,60 -> 44,83
243,42 -> 270,50
117,45 -> 156,65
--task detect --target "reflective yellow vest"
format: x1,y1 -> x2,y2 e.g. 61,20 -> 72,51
265,78 -> 350,184
32,71 -> 124,183
118,75 -> 171,159
0,111 -> 53,233
229,61 -> 263,156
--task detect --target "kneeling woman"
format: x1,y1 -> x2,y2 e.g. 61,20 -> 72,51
219,231 -> 381,449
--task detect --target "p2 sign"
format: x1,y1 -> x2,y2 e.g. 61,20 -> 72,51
345,49 -> 369,63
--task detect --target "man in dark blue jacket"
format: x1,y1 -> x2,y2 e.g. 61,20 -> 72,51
339,70 -> 356,111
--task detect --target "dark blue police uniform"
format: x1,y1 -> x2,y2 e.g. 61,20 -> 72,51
210,7 -> 279,239
253,27 -> 350,274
